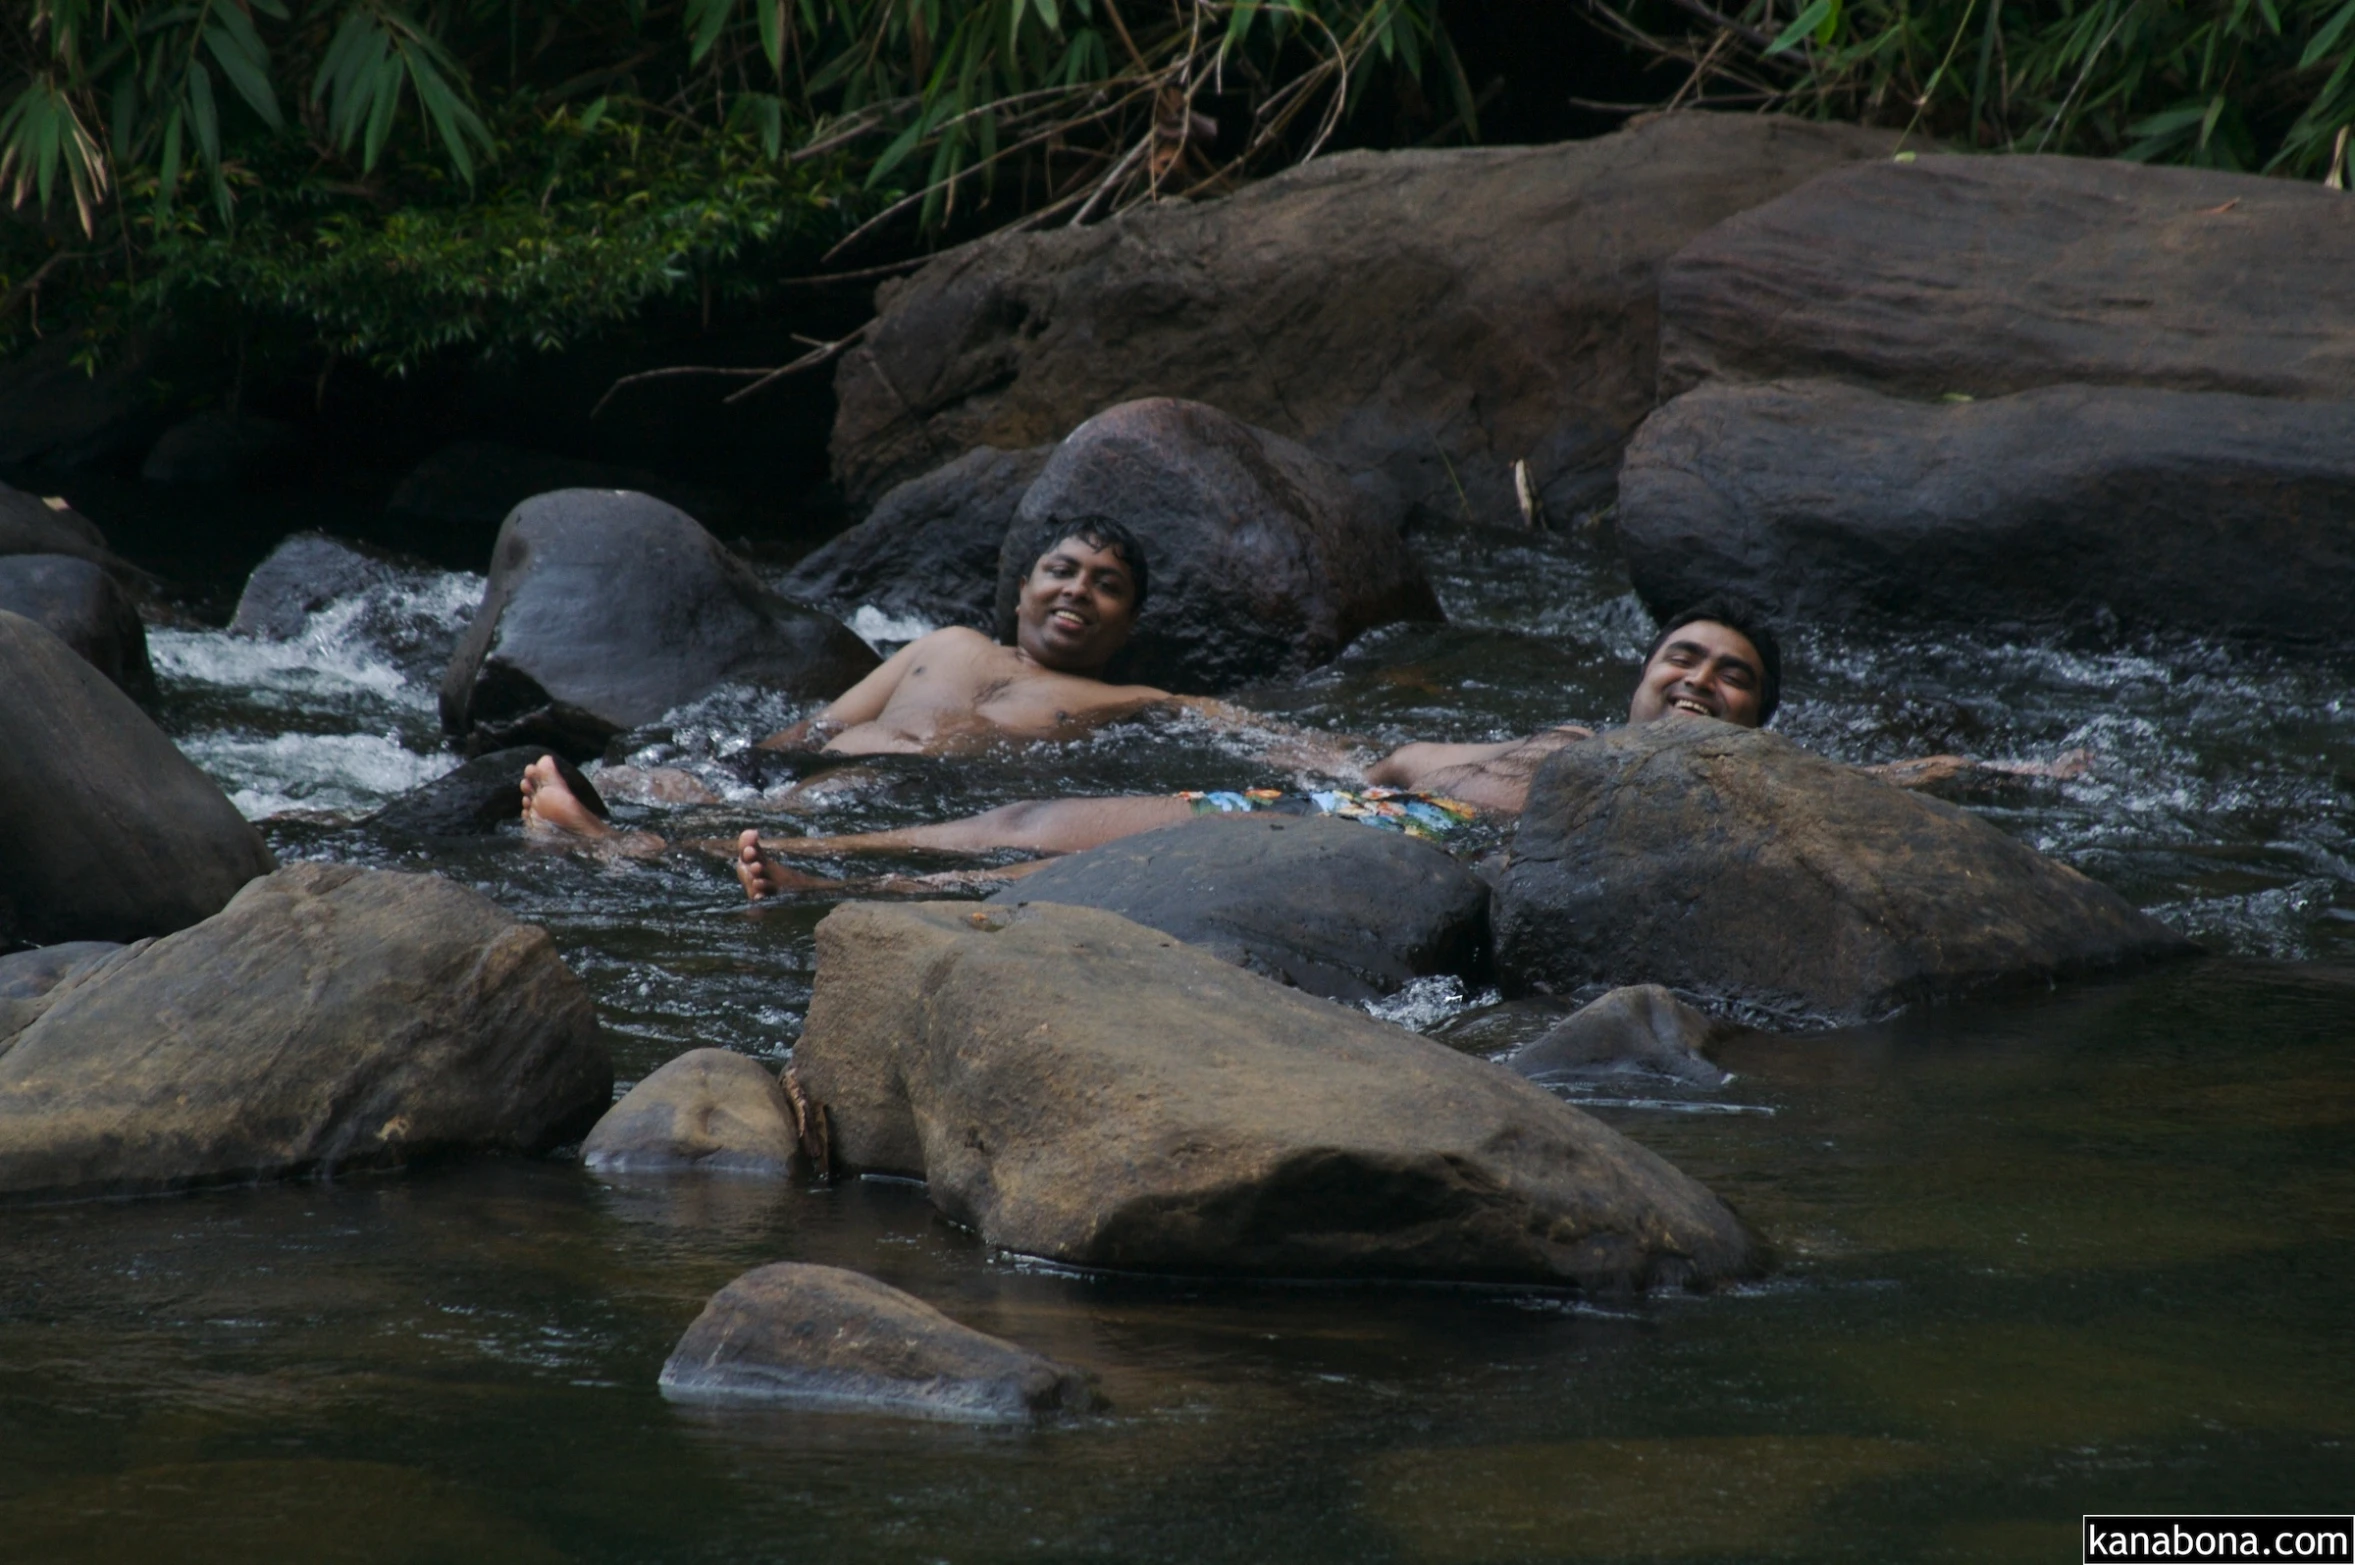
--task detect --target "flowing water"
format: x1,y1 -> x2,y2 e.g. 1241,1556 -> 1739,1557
4,505 -> 2352,1563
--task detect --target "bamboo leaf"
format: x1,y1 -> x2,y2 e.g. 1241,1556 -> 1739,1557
1767,0 -> 1835,55
2302,0 -> 2355,67
204,23 -> 283,129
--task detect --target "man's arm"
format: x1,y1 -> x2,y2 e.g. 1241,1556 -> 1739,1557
1865,749 -> 2093,790
755,631 -> 933,749
1160,695 -> 1371,778
1367,726 -> 1594,813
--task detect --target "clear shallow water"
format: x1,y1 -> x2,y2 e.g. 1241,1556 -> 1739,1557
5,516 -> 2353,1561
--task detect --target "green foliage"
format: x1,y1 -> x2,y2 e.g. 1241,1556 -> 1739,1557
1604,0 -> 2355,176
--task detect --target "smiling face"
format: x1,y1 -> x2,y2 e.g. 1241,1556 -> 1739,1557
1627,619 -> 1768,729
1013,535 -> 1142,674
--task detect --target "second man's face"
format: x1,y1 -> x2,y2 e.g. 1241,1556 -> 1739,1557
1014,536 -> 1140,672
1627,620 -> 1768,729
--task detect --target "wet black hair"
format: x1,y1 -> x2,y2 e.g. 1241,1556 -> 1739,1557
1019,513 -> 1150,617
1645,595 -> 1783,726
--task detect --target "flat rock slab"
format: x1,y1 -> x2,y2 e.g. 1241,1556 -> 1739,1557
1493,721 -> 2198,1027
0,863 -> 612,1200
583,1048 -> 799,1174
1659,154 -> 2355,402
0,610 -> 273,945
994,398 -> 1440,693
439,489 -> 879,758
832,114 -> 1899,522
987,814 -> 1488,1003
792,901 -> 1753,1291
1619,379 -> 2355,639
661,1262 -> 1100,1421
0,553 -> 154,699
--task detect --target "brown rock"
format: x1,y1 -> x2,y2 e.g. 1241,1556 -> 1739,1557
831,114 -> 1902,521
1508,985 -> 1730,1086
583,1048 -> 799,1174
790,900 -> 1754,1291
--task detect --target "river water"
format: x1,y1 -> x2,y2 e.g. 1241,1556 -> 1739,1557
4,501 -> 2352,1562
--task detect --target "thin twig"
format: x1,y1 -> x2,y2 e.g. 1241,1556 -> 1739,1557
720,326 -> 870,404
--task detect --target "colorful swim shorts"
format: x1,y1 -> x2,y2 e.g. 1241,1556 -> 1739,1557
1179,785 -> 1479,842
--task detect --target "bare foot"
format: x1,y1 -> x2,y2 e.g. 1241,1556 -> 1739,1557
521,755 -> 614,838
733,829 -> 842,901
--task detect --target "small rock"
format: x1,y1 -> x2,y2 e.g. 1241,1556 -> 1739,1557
0,863 -> 613,1198
660,1262 -> 1101,1421
140,411 -> 298,484
1509,985 -> 1731,1086
994,398 -> 1441,693
583,1048 -> 800,1174
0,610 -> 273,945
989,814 -> 1489,1003
0,553 -> 155,700
438,489 -> 879,758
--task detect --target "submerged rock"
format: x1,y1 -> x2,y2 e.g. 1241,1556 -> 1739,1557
987,814 -> 1488,1003
831,113 -> 1901,521
141,411 -> 298,484
778,444 -> 1052,633
1619,379 -> 2355,641
439,489 -> 879,758
1508,985 -> 1730,1086
583,1049 -> 800,1174
1493,721 -> 2198,1026
0,863 -> 612,1199
660,1262 -> 1100,1421
229,532 -> 414,641
0,610 -> 273,946
791,900 -> 1754,1290
0,553 -> 154,700
994,398 -> 1441,693
1659,154 -> 2355,403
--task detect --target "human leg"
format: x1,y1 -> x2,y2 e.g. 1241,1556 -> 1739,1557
730,795 -> 1192,902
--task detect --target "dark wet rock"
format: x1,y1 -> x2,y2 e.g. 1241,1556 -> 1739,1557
0,481 -> 110,566
992,398 -> 1441,693
660,1262 -> 1101,1420
583,1048 -> 799,1174
1619,378 -> 2355,641
791,900 -> 1754,1290
987,814 -> 1488,1003
0,862 -> 613,1199
439,489 -> 879,759
229,532 -> 411,640
1493,721 -> 2199,1027
1508,985 -> 1730,1086
0,610 -> 273,946
369,747 -> 604,837
0,336 -> 162,469
1659,154 -> 2355,403
778,444 -> 1051,632
831,114 -> 1900,521
0,553 -> 154,700
140,411 -> 298,484
387,440 -> 755,538
0,942 -> 121,1000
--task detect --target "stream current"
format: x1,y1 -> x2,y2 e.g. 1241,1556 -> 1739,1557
4,507 -> 2352,1562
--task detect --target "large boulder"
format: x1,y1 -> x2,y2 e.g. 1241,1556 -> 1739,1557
790,900 -> 1754,1291
993,398 -> 1441,692
1619,379 -> 2355,640
0,553 -> 154,699
0,863 -> 613,1199
582,1048 -> 799,1174
439,489 -> 880,758
777,444 -> 1052,633
0,610 -> 273,946
140,411 -> 298,484
0,482 -> 110,566
987,814 -> 1489,1003
1657,154 -> 2355,402
831,114 -> 1902,521
660,1262 -> 1100,1420
1493,721 -> 2199,1026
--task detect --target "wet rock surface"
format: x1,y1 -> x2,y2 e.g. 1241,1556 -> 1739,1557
832,114 -> 1900,521
0,610 -> 273,946
583,1048 -> 799,1174
994,398 -> 1441,693
0,553 -> 154,699
1619,379 -> 2355,640
0,863 -> 612,1199
791,900 -> 1755,1290
1494,721 -> 2200,1026
778,444 -> 1052,632
660,1262 -> 1101,1420
987,814 -> 1488,1003
1508,985 -> 1731,1086
230,532 -> 416,641
369,746 -> 588,837
1658,154 -> 2355,402
439,489 -> 879,758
